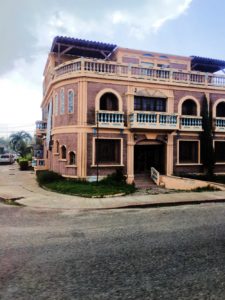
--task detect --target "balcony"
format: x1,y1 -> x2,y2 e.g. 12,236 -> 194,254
32,158 -> 48,171
129,112 -> 179,130
180,116 -> 202,131
214,117 -> 225,132
46,58 -> 225,95
96,111 -> 124,128
36,121 -> 47,136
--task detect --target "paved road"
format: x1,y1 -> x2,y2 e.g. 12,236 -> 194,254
1,203 -> 225,299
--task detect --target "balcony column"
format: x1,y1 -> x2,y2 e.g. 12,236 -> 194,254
166,134 -> 174,175
127,133 -> 135,184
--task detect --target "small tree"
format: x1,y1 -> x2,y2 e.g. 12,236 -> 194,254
200,95 -> 215,177
9,131 -> 32,158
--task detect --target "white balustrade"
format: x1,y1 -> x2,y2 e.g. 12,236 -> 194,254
180,116 -> 202,131
53,58 -> 225,89
97,111 -> 124,128
130,112 -> 179,130
214,117 -> 225,132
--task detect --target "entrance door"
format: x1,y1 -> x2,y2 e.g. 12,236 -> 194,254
134,144 -> 165,174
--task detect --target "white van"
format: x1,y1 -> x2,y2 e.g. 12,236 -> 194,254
0,154 -> 14,164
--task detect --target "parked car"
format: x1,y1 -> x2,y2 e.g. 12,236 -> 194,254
0,153 -> 15,164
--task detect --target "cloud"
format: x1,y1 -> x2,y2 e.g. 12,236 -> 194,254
0,0 -> 193,135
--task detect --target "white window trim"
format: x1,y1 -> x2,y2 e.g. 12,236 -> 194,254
177,139 -> 201,165
92,137 -> 123,166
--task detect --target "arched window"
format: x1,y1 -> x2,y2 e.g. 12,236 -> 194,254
56,141 -> 59,153
216,101 -> 225,117
99,93 -> 119,111
182,99 -> 197,115
54,93 -> 58,116
69,151 -> 76,165
61,145 -> 66,159
60,89 -> 65,114
68,90 -> 74,113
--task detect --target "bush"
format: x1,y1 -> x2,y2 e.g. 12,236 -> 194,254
19,159 -> 29,171
25,153 -> 32,161
36,170 -> 63,186
100,168 -> 126,185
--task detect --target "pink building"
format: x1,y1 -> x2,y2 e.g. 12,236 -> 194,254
34,36 -> 225,184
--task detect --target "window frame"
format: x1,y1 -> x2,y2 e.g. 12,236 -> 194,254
214,140 -> 225,164
60,145 -> 67,160
177,140 -> 201,165
68,151 -> 76,165
134,96 -> 167,112
54,93 -> 58,116
60,88 -> 65,115
92,137 -> 123,167
68,90 -> 74,114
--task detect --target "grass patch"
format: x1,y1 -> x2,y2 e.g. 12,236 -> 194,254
37,170 -> 136,197
44,180 -> 135,197
190,185 -> 221,192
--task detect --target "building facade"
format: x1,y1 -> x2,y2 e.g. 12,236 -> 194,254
35,36 -> 225,183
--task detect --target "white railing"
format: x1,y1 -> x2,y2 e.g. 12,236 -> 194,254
32,159 -> 46,167
151,167 -> 160,185
180,116 -> 202,131
97,111 -> 124,128
53,58 -> 225,90
129,112 -> 179,130
36,121 -> 47,130
214,117 -> 225,132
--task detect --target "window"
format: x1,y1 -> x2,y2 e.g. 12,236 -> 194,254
60,89 -> 65,114
159,55 -> 168,59
134,96 -> 166,112
55,93 -> 58,116
179,141 -> 198,163
215,141 -> 225,162
157,64 -> 170,68
99,93 -> 119,111
95,139 -> 121,164
68,90 -> 74,113
141,62 -> 154,68
216,102 -> 225,117
61,145 -> 66,159
182,99 -> 197,115
143,53 -> 154,57
56,141 -> 59,153
69,151 -> 76,165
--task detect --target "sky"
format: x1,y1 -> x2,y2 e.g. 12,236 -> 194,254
1,0 -> 225,137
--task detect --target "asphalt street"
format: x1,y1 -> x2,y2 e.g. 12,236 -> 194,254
1,203 -> 225,299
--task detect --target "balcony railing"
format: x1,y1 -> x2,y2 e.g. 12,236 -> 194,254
214,117 -> 225,132
32,159 -> 48,171
180,116 -> 202,131
36,121 -> 47,136
52,58 -> 225,91
129,112 -> 179,130
97,111 -> 124,128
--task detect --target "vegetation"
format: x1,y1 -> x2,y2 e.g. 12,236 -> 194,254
9,131 -> 32,158
200,95 -> 215,177
190,185 -> 220,192
36,170 -> 135,197
18,159 -> 29,171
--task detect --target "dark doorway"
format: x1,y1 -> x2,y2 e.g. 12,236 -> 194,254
134,144 -> 165,174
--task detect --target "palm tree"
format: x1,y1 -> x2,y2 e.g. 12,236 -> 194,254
9,131 -> 32,157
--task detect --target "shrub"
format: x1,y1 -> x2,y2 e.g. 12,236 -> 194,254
19,159 -> 29,171
101,168 -> 126,185
36,170 -> 63,186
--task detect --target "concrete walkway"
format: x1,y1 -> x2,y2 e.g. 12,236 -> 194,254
0,164 -> 225,210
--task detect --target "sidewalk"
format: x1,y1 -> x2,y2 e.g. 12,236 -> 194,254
0,164 -> 225,210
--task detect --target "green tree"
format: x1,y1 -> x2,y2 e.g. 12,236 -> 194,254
200,95 -> 215,177
9,131 -> 32,157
